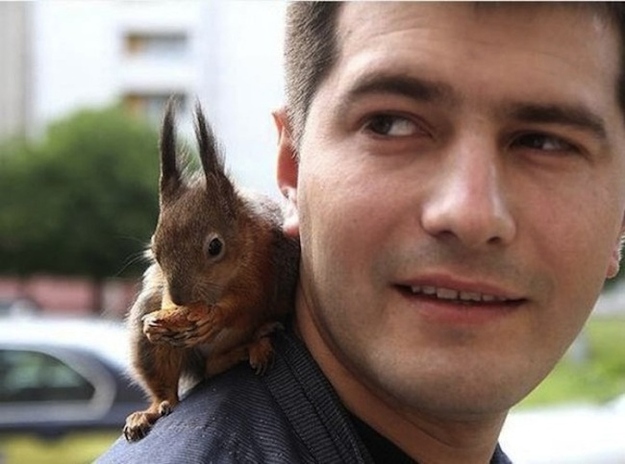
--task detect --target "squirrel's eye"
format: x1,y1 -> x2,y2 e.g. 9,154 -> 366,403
207,237 -> 223,257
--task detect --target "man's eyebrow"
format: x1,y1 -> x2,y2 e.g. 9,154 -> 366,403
504,103 -> 607,141
338,74 -> 608,141
340,73 -> 456,106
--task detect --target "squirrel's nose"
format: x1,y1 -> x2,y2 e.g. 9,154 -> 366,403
167,280 -> 192,306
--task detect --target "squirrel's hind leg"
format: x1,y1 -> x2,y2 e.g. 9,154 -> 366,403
203,321 -> 282,377
247,321 -> 283,375
206,322 -> 283,378
205,345 -> 249,377
124,341 -> 185,441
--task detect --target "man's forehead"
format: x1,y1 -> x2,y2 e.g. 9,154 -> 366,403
336,2 -> 618,40
333,2 -> 622,106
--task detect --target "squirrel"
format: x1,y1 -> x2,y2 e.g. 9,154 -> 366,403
122,101 -> 300,442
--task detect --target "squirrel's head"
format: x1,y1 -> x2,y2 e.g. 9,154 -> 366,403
151,100 -> 243,306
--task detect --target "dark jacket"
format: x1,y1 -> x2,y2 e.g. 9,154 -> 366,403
96,330 -> 512,463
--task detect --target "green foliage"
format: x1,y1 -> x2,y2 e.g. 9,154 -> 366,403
0,105 -> 160,279
518,316 -> 625,408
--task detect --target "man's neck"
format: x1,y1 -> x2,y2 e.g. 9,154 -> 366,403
295,307 -> 508,464
345,388 -> 507,464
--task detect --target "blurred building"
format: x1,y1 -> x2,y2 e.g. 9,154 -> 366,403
0,2 -> 31,140
1,1 -> 286,194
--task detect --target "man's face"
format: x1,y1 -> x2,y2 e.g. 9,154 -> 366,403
279,3 -> 625,419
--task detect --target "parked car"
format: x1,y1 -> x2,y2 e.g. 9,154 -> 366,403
0,297 -> 41,317
0,316 -> 145,464
499,393 -> 625,463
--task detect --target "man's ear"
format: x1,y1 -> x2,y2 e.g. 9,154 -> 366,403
273,108 -> 300,238
606,216 -> 625,279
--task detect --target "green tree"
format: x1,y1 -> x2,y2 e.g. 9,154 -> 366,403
0,105 -> 161,312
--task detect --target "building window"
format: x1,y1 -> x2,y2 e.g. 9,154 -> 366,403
123,92 -> 188,125
124,32 -> 188,60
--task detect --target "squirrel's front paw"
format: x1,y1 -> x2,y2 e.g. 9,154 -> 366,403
142,303 -> 213,344
144,303 -> 227,348
142,313 -> 184,342
142,309 -> 196,344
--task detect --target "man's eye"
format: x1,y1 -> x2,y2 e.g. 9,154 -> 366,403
513,133 -> 576,153
364,114 -> 418,137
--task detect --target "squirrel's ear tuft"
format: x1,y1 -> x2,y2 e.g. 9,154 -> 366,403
195,102 -> 225,179
195,102 -> 237,218
160,97 -> 181,197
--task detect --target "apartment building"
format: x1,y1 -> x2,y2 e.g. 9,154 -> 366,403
2,1 -> 286,193
0,2 -> 31,140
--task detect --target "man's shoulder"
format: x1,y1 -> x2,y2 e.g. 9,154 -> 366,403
96,330 -> 371,464
102,366 -> 304,463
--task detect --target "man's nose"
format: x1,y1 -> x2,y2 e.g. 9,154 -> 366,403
421,139 -> 516,248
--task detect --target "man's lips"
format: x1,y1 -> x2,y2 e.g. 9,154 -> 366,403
404,285 -> 521,304
395,283 -> 526,326
394,277 -> 526,307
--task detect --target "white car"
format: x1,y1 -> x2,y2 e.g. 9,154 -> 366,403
500,395 -> 625,464
0,316 -> 144,464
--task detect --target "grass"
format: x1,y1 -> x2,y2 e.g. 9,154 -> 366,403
518,315 -> 625,408
0,431 -> 120,464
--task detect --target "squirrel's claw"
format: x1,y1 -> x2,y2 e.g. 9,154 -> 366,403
248,336 -> 274,376
123,400 -> 177,442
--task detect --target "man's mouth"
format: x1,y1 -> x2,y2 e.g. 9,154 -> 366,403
397,284 -> 525,307
408,285 -> 515,303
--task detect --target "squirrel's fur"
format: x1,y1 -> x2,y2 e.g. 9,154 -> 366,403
122,102 -> 299,441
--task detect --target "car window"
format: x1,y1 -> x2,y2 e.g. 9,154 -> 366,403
0,349 -> 95,403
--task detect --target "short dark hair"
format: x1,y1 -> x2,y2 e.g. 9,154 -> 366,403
284,2 -> 342,147
607,3 -> 625,124
284,2 -> 625,148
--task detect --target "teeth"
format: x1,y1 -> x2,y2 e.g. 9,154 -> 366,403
436,288 -> 458,300
422,286 -> 436,295
409,286 -> 509,303
460,291 -> 482,302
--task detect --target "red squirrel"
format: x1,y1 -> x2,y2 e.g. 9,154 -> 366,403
122,101 -> 299,441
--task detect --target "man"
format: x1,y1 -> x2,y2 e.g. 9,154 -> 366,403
98,3 -> 625,463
